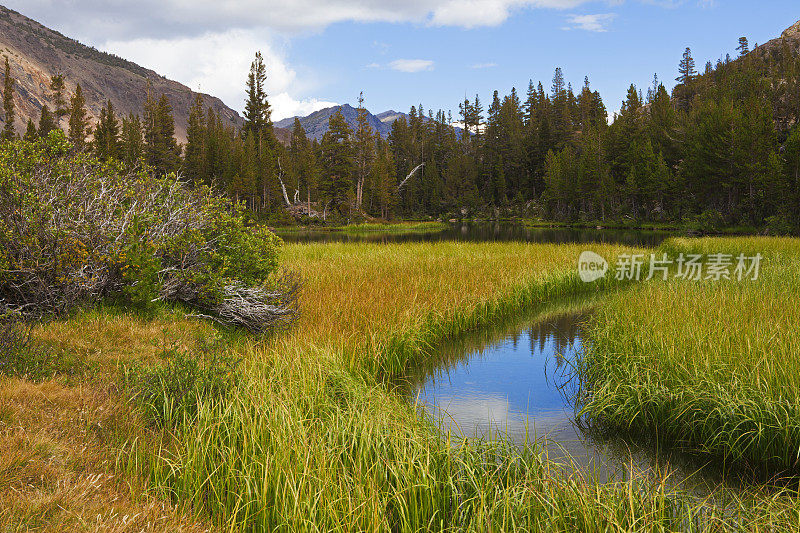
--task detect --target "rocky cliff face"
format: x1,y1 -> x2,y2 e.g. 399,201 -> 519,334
781,20 -> 800,40
0,5 -> 243,142
752,18 -> 800,57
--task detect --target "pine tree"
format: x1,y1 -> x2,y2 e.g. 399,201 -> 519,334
319,109 -> 354,217
144,89 -> 181,173
550,67 -> 571,148
470,95 -> 484,136
121,113 -> 144,168
2,57 -> 14,141
23,119 -> 37,142
185,94 -> 207,183
50,74 -> 68,121
67,84 -> 89,150
38,105 -> 56,137
677,47 -> 697,84
243,51 -> 272,142
289,118 -> 316,214
675,47 -> 697,112
737,37 -> 749,57
372,141 -> 398,219
354,92 -> 375,210
93,100 -> 120,160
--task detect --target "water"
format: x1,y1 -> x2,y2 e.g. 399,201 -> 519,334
277,222 -> 678,247
410,303 -> 727,492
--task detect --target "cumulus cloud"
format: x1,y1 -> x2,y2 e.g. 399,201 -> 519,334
563,13 -> 617,32
10,0 -> 594,40
101,29 -> 335,120
389,59 -> 435,72
1,1 -> 665,119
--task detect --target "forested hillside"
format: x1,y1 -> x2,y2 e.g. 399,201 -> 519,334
5,10 -> 800,230
0,4 -> 247,141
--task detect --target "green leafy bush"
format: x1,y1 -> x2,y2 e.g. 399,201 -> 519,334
0,132 -> 297,331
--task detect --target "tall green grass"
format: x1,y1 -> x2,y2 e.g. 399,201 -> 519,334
580,237 -> 800,477
118,238 -> 800,531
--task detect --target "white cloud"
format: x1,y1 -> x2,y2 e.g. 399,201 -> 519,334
389,59 -> 435,73
101,29 -> 334,120
429,0 -> 587,27
1,1 -> 674,121
10,0 -> 596,40
563,13 -> 616,32
270,93 -> 338,120
471,62 -> 498,69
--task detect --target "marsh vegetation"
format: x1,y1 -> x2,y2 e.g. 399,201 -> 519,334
3,176 -> 800,530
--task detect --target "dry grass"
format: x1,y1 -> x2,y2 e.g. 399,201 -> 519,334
0,307 -> 216,531
32,306 -> 215,374
0,377 -> 211,532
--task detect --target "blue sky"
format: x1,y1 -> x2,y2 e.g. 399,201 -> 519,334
8,1 -> 800,121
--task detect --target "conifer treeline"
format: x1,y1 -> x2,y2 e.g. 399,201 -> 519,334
6,40 -> 800,228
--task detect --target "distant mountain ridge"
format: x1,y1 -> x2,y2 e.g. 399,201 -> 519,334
275,104 -> 393,141
0,4 -> 270,143
275,105 -> 461,141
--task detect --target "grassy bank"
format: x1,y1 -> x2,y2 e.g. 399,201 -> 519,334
117,240 -> 800,531
580,237 -> 800,478
9,238 -> 800,530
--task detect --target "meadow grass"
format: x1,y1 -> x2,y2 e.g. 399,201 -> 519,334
580,237 -> 800,478
120,240 -> 790,531
10,238 -> 800,531
0,305 -> 215,531
279,241 -> 629,378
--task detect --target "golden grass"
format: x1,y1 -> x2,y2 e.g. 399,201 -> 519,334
280,241 -> 635,352
0,377 -> 211,532
16,238 -> 800,531
32,306 -> 214,373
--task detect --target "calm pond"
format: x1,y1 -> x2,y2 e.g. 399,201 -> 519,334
409,301 -> 726,493
277,222 -> 678,247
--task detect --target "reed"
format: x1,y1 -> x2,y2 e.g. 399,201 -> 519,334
579,236 -> 800,477
121,240 -> 773,531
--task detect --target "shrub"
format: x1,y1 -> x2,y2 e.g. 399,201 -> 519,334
0,132 -> 298,332
689,208 -> 726,233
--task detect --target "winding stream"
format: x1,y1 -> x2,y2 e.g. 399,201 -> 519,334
410,302 -> 727,494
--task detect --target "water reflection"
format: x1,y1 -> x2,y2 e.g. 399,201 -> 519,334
411,306 -> 589,454
277,222 -> 677,247
410,303 -> 727,492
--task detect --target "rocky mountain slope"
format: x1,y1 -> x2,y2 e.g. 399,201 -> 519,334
0,4 -> 252,143
276,105 -> 462,141
753,18 -> 800,56
275,104 -> 394,141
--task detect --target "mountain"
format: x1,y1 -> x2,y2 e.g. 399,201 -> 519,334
275,104 -> 393,141
754,19 -> 800,55
276,105 -> 462,141
375,110 -> 408,126
0,5 -> 284,143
